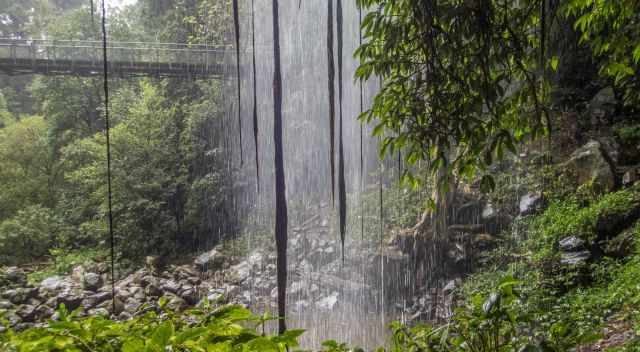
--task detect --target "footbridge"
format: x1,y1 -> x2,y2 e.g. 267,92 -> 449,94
0,38 -> 229,78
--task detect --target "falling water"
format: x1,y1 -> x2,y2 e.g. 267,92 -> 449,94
218,0 -> 389,349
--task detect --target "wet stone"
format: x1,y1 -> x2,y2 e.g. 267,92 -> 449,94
559,236 -> 587,252
560,251 -> 591,266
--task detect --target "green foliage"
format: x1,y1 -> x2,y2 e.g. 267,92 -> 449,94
355,0 -> 548,190
0,116 -> 59,220
0,303 -> 303,352
565,0 -> 640,105
616,124 -> 640,145
380,276 -> 578,352
0,205 -> 61,265
452,189 -> 640,351
528,186 -> 640,260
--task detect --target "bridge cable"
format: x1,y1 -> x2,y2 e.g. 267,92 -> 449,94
358,3 -> 364,242
100,0 -> 117,314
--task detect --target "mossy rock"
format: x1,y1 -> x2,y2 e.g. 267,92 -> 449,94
602,222 -> 639,258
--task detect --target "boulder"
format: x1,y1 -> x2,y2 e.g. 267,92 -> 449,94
33,305 -> 54,321
519,192 -> 545,216
473,233 -> 498,250
56,293 -> 83,311
145,255 -> 165,270
316,292 -> 339,311
562,140 -> 616,193
385,229 -> 416,254
40,276 -> 71,293
194,249 -> 226,271
595,199 -> 640,239
15,304 -> 37,322
603,226 -> 636,258
558,236 -> 587,252
0,299 -> 13,309
2,288 -> 37,305
144,282 -> 162,297
82,273 -> 102,291
163,294 -> 187,311
622,167 -> 639,187
588,87 -> 617,124
3,267 -> 27,285
88,308 -> 110,316
178,286 -> 198,305
118,311 -> 133,320
481,203 -> 497,220
124,297 -> 143,314
82,292 -> 112,309
560,250 -> 591,266
96,297 -> 124,315
160,280 -> 181,294
71,266 -> 85,284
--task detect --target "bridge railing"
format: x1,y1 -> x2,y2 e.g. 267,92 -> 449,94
0,38 -> 229,75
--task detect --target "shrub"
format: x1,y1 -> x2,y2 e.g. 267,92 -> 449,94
0,205 -> 61,265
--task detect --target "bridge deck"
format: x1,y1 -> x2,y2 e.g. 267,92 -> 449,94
0,38 -> 229,78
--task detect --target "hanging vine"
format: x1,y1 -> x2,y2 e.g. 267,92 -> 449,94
232,0 -> 243,165
337,0 -> 347,258
327,0 -> 336,205
271,0 -> 288,335
251,0 -> 259,192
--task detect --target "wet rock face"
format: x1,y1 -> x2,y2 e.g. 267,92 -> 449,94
562,140 -> 616,193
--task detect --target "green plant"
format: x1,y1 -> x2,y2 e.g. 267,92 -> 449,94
356,0 -> 549,191
0,301 -> 304,352
0,205 -> 61,265
616,124 -> 640,144
565,0 -> 640,105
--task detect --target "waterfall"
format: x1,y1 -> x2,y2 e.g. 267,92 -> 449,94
217,0 -> 393,349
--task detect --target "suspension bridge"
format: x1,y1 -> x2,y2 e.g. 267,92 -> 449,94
0,38 -> 229,78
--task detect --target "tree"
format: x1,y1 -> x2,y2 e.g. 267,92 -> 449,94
356,0 -> 549,192
565,0 -> 640,106
0,116 -> 59,220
